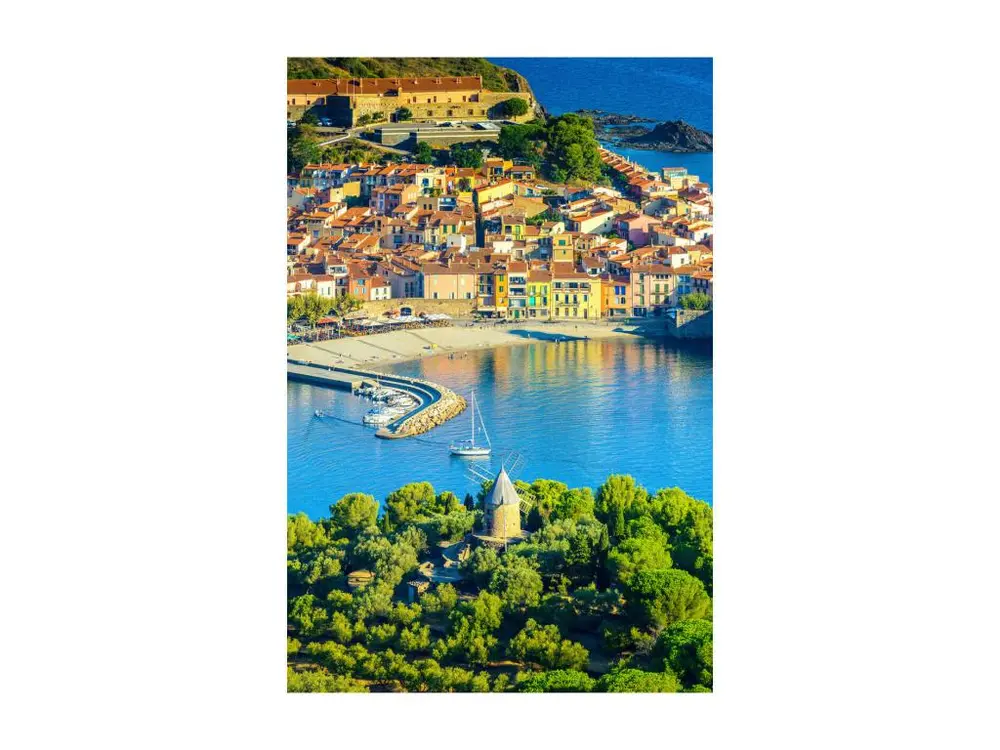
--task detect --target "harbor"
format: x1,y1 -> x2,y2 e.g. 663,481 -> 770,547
287,358 -> 466,438
288,335 -> 713,519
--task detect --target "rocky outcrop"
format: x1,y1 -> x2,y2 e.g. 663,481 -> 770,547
576,109 -> 654,126
624,120 -> 713,152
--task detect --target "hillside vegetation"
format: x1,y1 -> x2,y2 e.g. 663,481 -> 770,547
287,473 -> 713,693
287,57 -> 529,94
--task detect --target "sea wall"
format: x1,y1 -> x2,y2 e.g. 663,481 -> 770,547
360,298 -> 476,318
666,309 -> 713,339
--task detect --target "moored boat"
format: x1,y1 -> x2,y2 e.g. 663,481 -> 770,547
450,391 -> 492,457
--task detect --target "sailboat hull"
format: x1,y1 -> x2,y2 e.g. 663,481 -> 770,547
449,446 -> 491,457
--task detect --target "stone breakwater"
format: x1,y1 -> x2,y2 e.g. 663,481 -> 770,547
380,383 -> 466,439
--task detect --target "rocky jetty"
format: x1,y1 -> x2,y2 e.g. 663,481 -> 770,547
362,371 -> 466,439
391,386 -> 466,438
624,120 -> 713,152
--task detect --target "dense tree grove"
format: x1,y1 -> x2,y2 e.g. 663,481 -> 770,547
496,113 -> 606,184
287,474 -> 712,693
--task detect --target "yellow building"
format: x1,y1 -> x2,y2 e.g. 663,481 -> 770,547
502,214 -> 526,240
550,263 -> 601,320
549,233 -> 575,262
287,76 -> 534,126
526,270 -> 551,319
473,179 -> 516,208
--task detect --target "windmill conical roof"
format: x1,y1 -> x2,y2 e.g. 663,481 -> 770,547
486,467 -> 521,507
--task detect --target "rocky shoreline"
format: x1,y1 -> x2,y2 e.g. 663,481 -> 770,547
579,109 -> 713,153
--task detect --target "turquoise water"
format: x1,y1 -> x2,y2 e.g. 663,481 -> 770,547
288,337 -> 712,519
489,57 -> 713,188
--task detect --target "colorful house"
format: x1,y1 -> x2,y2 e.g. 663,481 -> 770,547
551,262 -> 601,320
526,269 -> 551,319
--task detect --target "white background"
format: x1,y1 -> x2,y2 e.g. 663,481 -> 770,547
2,2 -> 998,747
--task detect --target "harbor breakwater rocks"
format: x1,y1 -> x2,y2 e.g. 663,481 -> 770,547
384,384 -> 467,439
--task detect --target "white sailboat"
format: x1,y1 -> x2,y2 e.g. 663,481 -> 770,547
449,391 -> 492,457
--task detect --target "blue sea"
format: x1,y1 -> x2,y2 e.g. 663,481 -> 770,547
288,337 -> 712,519
490,57 -> 713,188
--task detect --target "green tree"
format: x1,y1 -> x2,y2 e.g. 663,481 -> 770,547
596,666 -> 681,693
543,113 -> 604,183
449,143 -> 483,169
517,669 -> 595,693
461,546 -> 500,587
622,568 -> 711,629
596,474 -> 648,540
353,534 -> 421,587
286,295 -> 306,324
357,113 -> 372,126
287,667 -> 368,693
399,624 -> 431,653
328,611 -> 354,644
507,619 -> 590,671
607,520 -> 673,585
299,292 -> 336,326
414,141 -> 433,164
329,492 -> 379,534
288,124 -> 324,173
497,123 -> 544,166
330,293 -> 364,317
654,619 -> 713,689
288,593 -> 328,636
287,513 -> 328,550
553,486 -> 596,523
502,97 -> 530,117
396,107 -> 412,122
488,555 -> 544,612
680,292 -> 711,310
384,481 -> 436,526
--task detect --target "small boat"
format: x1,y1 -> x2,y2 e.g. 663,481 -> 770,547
450,391 -> 492,457
362,405 -> 405,426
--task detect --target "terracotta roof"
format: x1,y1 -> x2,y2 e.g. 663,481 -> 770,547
288,76 -> 484,96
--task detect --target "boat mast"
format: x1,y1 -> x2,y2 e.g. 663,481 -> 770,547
470,390 -> 475,446
479,402 -> 492,448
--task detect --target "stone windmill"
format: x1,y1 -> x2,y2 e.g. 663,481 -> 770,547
470,453 -> 529,550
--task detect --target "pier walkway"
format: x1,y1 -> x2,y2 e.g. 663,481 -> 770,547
286,359 -> 464,438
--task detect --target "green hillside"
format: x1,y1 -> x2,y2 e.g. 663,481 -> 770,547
287,57 -> 529,94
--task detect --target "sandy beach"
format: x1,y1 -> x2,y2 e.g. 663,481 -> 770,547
287,320 -> 662,368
